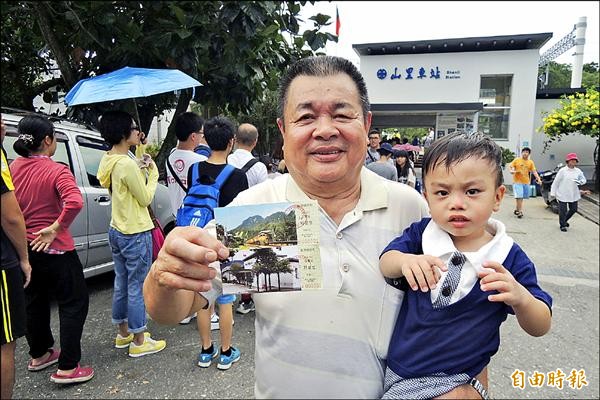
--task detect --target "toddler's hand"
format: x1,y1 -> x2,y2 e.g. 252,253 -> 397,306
401,254 -> 447,292
478,261 -> 527,307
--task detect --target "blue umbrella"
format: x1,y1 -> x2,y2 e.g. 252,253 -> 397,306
64,66 -> 202,107
64,66 -> 202,128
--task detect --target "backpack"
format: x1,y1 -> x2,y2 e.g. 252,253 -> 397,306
176,163 -> 235,228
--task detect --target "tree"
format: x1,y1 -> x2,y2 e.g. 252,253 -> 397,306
216,88 -> 281,156
253,248 -> 279,292
538,61 -> 600,89
540,87 -> 600,190
273,258 -> 292,291
1,1 -> 336,175
0,2 -> 61,110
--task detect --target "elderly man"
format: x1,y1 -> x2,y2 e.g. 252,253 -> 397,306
228,123 -> 268,187
144,56 -> 485,398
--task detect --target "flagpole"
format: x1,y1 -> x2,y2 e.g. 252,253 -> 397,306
335,4 -> 340,57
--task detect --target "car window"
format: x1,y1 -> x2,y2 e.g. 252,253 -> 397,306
3,128 -> 73,174
76,136 -> 110,187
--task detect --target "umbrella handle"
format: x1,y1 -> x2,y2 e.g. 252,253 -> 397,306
132,98 -> 141,130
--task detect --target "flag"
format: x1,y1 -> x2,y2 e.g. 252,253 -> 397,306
335,6 -> 341,37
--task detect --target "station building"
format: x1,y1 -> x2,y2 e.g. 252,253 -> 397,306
353,32 -> 597,181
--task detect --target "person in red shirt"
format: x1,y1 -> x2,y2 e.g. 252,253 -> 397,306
10,115 -> 94,384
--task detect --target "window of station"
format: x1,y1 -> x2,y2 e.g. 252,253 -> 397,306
478,75 -> 512,139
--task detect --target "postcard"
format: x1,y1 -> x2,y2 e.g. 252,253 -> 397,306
214,201 -> 322,295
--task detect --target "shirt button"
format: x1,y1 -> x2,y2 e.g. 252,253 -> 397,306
336,232 -> 343,239
342,264 -> 350,272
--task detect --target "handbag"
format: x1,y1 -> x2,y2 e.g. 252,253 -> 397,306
147,205 -> 165,262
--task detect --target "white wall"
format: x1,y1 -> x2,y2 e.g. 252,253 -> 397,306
360,48 -> 541,162
531,98 -> 597,179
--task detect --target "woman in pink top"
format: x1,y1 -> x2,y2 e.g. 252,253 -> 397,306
10,115 -> 94,384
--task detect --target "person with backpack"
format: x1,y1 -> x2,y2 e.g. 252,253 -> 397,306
178,116 -> 248,371
227,123 -> 268,187
166,112 -> 207,217
165,112 -> 213,325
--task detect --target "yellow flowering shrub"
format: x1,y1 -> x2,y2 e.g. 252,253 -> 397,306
541,87 -> 599,140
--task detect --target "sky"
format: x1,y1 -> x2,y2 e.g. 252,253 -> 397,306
299,1 -> 599,66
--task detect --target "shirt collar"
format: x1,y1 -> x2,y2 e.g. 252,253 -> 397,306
422,218 -> 513,266
284,167 -> 389,212
233,148 -> 252,157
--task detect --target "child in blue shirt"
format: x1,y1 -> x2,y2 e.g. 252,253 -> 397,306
380,132 -> 552,399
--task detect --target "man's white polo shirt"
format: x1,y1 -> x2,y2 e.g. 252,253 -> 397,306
217,168 -> 429,398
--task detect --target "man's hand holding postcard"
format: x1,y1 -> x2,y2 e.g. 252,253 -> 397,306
214,201 -> 322,295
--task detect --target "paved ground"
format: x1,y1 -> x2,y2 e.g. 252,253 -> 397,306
11,195 -> 599,399
579,190 -> 599,225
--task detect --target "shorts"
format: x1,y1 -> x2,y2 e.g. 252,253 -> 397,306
216,294 -> 236,305
513,183 -> 530,199
383,366 -> 480,399
1,267 -> 27,345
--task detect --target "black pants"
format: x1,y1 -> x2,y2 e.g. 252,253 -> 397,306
25,249 -> 89,370
558,200 -> 578,228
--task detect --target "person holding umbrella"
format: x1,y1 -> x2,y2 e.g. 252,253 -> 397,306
96,111 -> 166,358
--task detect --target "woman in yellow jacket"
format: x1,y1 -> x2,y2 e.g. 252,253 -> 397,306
96,111 -> 166,358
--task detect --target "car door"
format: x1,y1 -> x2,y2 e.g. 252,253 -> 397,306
74,135 -> 113,275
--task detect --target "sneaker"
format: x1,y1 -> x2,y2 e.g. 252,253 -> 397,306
50,364 -> 94,384
217,347 -> 241,370
210,313 -> 220,330
197,346 -> 218,368
128,336 -> 166,358
565,222 -> 570,227
179,313 -> 197,325
115,332 -> 150,349
560,226 -> 568,232
236,302 -> 255,315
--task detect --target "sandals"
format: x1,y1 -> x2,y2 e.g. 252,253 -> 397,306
27,349 -> 60,372
515,210 -> 523,218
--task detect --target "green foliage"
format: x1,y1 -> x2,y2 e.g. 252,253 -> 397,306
539,61 -> 600,89
541,87 -> 599,140
230,211 -> 296,243
499,147 -> 515,166
540,87 -> 600,190
224,89 -> 281,156
0,1 -> 336,173
0,2 -> 57,110
382,127 -> 428,142
145,141 -> 162,160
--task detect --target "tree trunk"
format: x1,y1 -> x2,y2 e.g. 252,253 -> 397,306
32,2 -> 78,89
155,89 -> 193,180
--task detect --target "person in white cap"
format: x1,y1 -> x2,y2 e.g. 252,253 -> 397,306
550,152 -> 591,232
